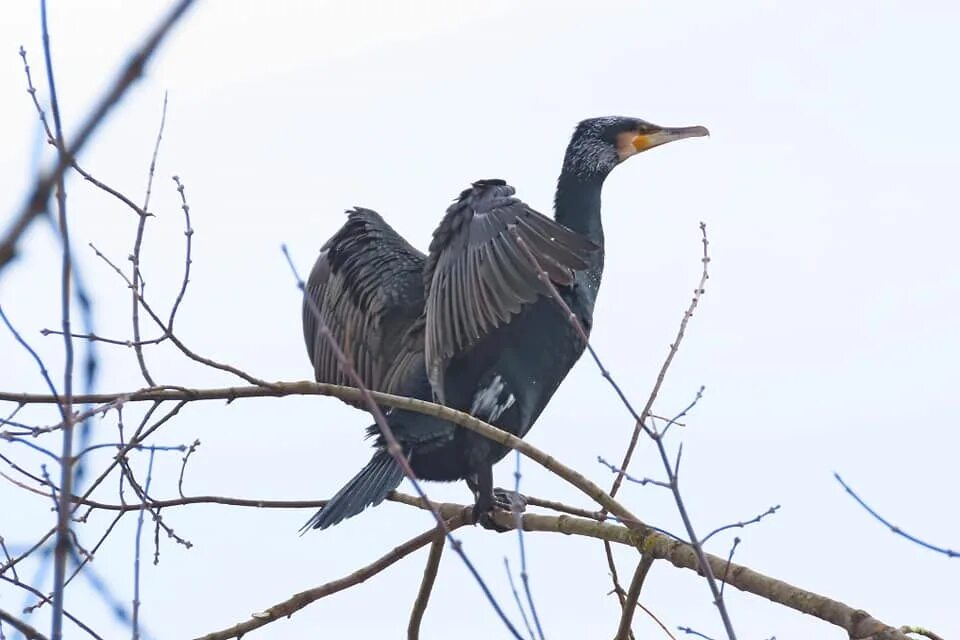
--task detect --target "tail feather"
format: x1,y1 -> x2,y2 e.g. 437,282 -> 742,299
301,449 -> 404,532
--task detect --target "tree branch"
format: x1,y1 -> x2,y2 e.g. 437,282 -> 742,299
407,534 -> 445,639
615,554 -> 655,640
0,607 -> 50,640
194,513 -> 470,640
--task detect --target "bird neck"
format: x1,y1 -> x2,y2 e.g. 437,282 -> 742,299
554,172 -> 606,248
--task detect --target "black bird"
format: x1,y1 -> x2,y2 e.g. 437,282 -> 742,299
301,116 -> 708,530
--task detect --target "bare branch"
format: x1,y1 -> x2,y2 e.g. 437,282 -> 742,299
0,307 -> 63,418
0,381 -> 655,533
511,452 -> 544,640
177,438 -> 201,498
87,243 -> 272,387
701,506 -> 780,545
39,3 -> 79,637
130,93 -> 170,387
615,554 -> 655,640
132,449 -> 158,639
407,534 -> 445,640
602,542 -> 634,639
194,513 -> 470,640
1,573 -> 105,640
504,558 -> 536,640
719,537 -> 739,599
0,607 -> 50,640
835,473 -> 958,558
678,626 -> 717,640
168,176 -> 194,332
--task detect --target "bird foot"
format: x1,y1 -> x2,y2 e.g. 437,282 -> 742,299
472,488 -> 528,532
493,487 -> 528,512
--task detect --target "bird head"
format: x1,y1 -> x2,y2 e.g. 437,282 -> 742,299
563,116 -> 709,179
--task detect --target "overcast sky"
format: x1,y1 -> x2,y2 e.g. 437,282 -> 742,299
1,2 -> 957,639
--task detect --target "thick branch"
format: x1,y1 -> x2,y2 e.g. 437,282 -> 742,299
510,513 -> 908,640
2,381 -> 653,530
3,384 -> 919,639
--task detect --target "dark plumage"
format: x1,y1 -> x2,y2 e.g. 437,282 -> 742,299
301,116 -> 708,531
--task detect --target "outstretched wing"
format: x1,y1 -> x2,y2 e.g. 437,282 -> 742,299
303,208 -> 426,400
423,179 -> 599,400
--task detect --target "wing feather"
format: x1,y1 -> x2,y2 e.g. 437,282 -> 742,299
423,180 -> 599,399
302,208 -> 426,405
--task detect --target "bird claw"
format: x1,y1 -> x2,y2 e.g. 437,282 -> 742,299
493,487 -> 528,512
472,488 -> 528,532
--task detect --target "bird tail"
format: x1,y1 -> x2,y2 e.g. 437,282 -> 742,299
300,449 -> 404,532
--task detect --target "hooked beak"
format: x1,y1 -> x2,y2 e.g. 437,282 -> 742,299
632,125 -> 710,153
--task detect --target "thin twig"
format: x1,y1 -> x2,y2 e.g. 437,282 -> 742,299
719,538 -> 740,599
504,558 -> 536,640
0,307 -> 63,417
132,448 -> 156,639
168,176 -> 194,331
0,536 -> 19,581
177,439 -> 201,498
602,541 -> 634,639
648,398 -> 737,640
25,511 -> 126,614
40,3 -> 77,637
510,223 -> 730,635
598,457 -> 671,489
701,506 -> 780,545
88,242 -> 273,387
130,94 -> 169,386
513,452 -> 544,640
73,402 -> 172,510
39,330 -> 165,347
407,533 -> 445,640
19,46 -> 149,220
834,473 -> 958,558
0,574 -> 104,639
615,554 -> 655,640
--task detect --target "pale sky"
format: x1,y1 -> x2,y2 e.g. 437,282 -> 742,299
1,2 -> 957,639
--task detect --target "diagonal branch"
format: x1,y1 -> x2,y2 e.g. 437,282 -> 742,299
194,513 -> 469,640
615,554 -> 655,640
407,533 -> 446,639
0,606 -> 51,640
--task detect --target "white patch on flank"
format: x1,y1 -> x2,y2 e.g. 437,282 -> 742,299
470,375 -> 516,422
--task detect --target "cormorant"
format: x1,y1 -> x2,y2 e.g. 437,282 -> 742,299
301,116 -> 708,530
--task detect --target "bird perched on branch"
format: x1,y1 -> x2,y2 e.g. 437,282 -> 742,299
301,116 -> 708,530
